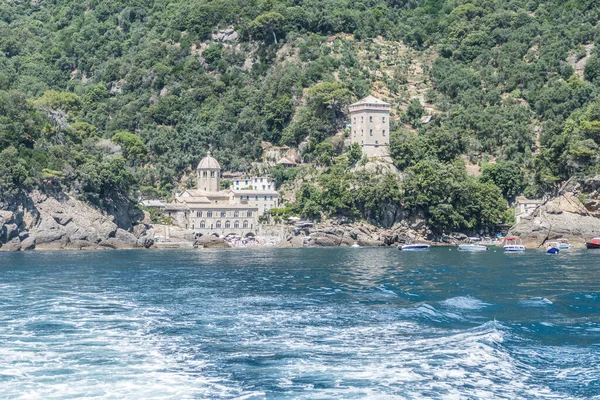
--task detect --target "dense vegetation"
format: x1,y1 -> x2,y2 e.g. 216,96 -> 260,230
1,0 -> 600,232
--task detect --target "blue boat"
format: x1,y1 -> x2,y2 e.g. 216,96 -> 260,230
546,242 -> 560,254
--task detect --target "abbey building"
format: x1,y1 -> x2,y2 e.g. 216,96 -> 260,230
163,152 -> 279,237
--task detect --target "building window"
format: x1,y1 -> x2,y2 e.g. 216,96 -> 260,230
225,220 -> 230,228
210,171 -> 215,177
268,185 -> 271,190
262,185 -> 265,190
353,117 -> 356,124
245,180 -> 248,185
234,220 -> 240,229
353,130 -> 356,137
264,196 -> 267,200
382,129 -> 386,136
203,171 -> 207,177
260,178 -> 263,182
243,220 -> 248,228
370,129 -> 373,136
235,180 -> 239,185
247,211 -> 253,217
376,140 -> 378,144
200,221 -> 206,228
216,220 -> 222,228
207,211 -> 213,218
255,196 -> 259,200
270,196 -> 273,200
382,117 -> 386,123
369,116 -> 373,122
361,116 -> 363,122
197,211 -> 202,217
234,211 -> 239,218
221,211 -> 226,217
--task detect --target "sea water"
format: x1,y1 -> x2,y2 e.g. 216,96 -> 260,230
0,247 -> 599,399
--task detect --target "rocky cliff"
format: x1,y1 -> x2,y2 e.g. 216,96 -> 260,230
508,192 -> 600,248
0,191 -> 154,251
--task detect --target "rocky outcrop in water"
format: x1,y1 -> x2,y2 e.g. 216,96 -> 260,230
0,190 -> 154,251
508,192 -> 600,248
279,218 -> 434,247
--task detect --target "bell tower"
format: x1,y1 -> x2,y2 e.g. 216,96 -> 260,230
197,151 -> 221,192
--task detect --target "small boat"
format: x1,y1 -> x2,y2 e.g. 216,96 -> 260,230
399,243 -> 430,251
504,237 -> 525,252
458,237 -> 488,252
546,242 -> 560,254
556,238 -> 571,250
585,238 -> 600,249
351,242 -> 361,248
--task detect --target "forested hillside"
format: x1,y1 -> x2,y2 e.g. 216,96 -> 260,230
1,0 -> 600,232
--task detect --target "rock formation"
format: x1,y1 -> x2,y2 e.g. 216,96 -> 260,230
508,192 -> 600,248
0,191 -> 153,251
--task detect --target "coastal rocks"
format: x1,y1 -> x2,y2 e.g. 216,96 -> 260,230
508,193 -> 600,248
0,190 -> 152,251
197,235 -> 230,248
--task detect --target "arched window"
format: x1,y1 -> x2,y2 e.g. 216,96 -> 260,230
225,220 -> 231,228
215,220 -> 222,228
243,220 -> 248,228
234,211 -> 239,218
234,220 -> 240,228
210,171 -> 215,177
200,221 -> 206,228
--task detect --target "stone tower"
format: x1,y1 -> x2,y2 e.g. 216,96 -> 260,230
197,151 -> 221,192
349,95 -> 391,158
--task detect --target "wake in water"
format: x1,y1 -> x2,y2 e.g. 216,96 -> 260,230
0,248 -> 599,399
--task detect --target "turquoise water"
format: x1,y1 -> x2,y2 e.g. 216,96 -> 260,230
0,247 -> 599,399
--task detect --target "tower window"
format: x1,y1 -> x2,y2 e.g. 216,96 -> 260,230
210,171 -> 215,177
383,130 -> 386,136
370,129 -> 373,136
203,171 -> 207,177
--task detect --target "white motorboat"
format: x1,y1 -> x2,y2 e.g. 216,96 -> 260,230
556,238 -> 571,250
504,237 -> 525,252
458,237 -> 488,252
351,242 -> 361,248
399,243 -> 430,251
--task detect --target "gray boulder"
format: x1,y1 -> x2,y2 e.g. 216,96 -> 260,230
509,193 -> 600,248
197,235 -> 230,248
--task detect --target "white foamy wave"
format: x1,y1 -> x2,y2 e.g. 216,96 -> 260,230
520,297 -> 554,307
441,296 -> 492,310
0,289 -> 249,399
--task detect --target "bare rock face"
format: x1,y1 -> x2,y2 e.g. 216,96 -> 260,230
0,190 -> 152,251
212,27 -> 238,42
508,193 -> 600,248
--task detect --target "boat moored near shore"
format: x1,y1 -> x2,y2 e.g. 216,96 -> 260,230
504,237 -> 526,252
585,238 -> 600,249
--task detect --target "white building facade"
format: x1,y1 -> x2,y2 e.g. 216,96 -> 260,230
349,95 -> 391,158
164,152 -> 260,237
